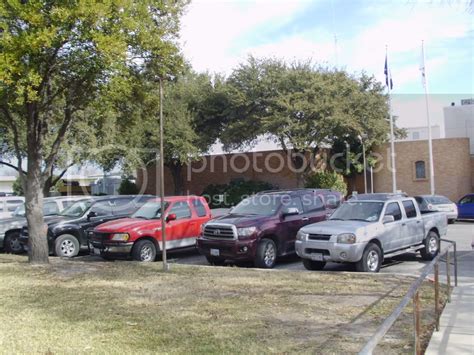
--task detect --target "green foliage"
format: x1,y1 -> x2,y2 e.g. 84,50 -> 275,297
118,178 -> 139,195
0,0 -> 188,179
219,57 -> 392,175
304,171 -> 347,196
202,179 -> 275,208
12,176 -> 23,196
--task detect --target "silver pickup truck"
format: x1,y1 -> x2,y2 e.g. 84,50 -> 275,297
295,196 -> 448,272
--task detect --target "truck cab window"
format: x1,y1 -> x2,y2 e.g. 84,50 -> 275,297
402,200 -> 417,218
169,201 -> 192,220
384,202 -> 402,221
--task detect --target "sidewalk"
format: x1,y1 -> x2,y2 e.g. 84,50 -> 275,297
425,279 -> 474,354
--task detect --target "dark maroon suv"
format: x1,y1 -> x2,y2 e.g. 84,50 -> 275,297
196,189 -> 343,268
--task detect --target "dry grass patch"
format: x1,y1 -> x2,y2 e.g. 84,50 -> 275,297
0,255 -> 445,354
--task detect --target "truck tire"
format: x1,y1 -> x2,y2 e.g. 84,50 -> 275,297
4,231 -> 24,254
420,231 -> 439,261
132,240 -> 156,262
205,255 -> 226,266
356,243 -> 382,273
55,234 -> 80,258
254,239 -> 277,269
302,259 -> 326,271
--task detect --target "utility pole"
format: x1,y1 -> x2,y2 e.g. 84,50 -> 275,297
159,78 -> 168,271
421,40 -> 435,195
386,46 -> 397,193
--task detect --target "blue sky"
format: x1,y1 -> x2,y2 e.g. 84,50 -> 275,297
180,0 -> 473,142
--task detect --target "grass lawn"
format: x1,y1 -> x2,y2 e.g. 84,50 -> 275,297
0,255 -> 446,354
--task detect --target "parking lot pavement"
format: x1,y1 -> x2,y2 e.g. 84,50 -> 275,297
168,221 -> 474,276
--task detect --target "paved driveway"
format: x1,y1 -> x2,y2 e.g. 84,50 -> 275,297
167,221 -> 473,276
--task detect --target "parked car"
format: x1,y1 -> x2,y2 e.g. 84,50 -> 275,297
296,195 -> 448,272
196,189 -> 343,268
0,196 -> 86,253
457,194 -> 474,220
0,196 -> 25,219
19,195 -> 153,257
90,196 -> 212,261
415,195 -> 458,224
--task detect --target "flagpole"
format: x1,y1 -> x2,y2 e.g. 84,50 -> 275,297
421,40 -> 435,195
386,45 -> 397,193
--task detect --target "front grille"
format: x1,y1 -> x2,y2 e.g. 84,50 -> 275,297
203,224 -> 236,239
91,232 -> 109,242
305,248 -> 330,255
308,234 -> 332,241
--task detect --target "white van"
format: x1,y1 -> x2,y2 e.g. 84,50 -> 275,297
0,196 -> 25,219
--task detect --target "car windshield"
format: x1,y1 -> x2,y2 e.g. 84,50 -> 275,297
12,204 -> 25,217
59,200 -> 93,217
132,201 -> 168,219
426,196 -> 451,205
231,195 -> 281,216
330,201 -> 384,222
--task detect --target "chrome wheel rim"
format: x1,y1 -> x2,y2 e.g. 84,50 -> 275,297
367,250 -> 379,271
428,237 -> 438,254
264,243 -> 275,266
140,245 -> 154,262
60,239 -> 75,257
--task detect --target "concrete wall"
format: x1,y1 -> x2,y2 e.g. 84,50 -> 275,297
444,104 -> 474,154
373,138 -> 472,202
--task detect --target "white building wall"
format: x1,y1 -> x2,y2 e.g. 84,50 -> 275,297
444,103 -> 474,154
397,125 -> 441,141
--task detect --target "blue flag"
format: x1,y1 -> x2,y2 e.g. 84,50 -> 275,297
384,55 -> 393,89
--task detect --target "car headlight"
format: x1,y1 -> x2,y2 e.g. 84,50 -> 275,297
110,233 -> 130,242
237,226 -> 257,237
296,231 -> 308,241
337,233 -> 356,244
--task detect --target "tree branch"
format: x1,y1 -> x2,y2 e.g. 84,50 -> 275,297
0,160 -> 27,175
1,106 -> 25,177
51,162 -> 74,186
43,104 -> 75,179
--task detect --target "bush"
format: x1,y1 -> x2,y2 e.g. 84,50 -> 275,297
118,178 -> 139,195
202,179 -> 275,208
12,177 -> 23,196
304,171 -> 347,196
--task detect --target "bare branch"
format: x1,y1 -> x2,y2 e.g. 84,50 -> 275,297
0,160 -> 27,175
51,162 -> 74,186
1,106 -> 25,177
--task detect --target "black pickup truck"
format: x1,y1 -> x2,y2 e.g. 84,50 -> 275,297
19,195 -> 153,257
197,189 -> 343,268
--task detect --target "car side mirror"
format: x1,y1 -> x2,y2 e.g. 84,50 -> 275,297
166,213 -> 177,223
87,211 -> 97,220
282,207 -> 300,218
382,215 -> 395,224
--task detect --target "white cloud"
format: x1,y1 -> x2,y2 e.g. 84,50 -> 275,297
180,0 -> 312,73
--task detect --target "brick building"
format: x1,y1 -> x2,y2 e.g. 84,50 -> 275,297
373,137 -> 472,201
136,137 -> 472,202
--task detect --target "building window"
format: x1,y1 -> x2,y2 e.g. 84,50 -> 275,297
415,161 -> 426,180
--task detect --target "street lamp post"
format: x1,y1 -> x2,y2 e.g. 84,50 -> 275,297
358,134 -> 368,194
158,78 -> 168,272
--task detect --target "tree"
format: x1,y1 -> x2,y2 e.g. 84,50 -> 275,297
111,69 -> 229,195
304,171 -> 347,196
118,177 -> 139,195
220,57 -> 393,185
0,1 -> 188,263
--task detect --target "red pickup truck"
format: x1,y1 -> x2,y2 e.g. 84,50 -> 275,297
90,196 -> 211,261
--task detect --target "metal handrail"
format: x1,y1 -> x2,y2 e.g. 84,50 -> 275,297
359,239 -> 457,355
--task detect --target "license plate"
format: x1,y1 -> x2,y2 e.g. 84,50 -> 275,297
210,248 -> 220,256
310,253 -> 323,261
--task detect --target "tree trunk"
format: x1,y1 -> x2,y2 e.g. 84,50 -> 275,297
25,156 -> 49,264
169,163 -> 183,195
